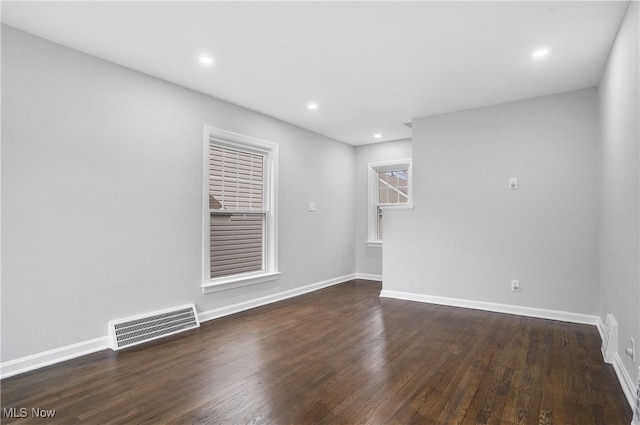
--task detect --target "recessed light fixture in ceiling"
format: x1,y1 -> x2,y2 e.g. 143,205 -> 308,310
199,55 -> 214,65
532,48 -> 549,59
307,103 -> 318,110
374,133 -> 382,139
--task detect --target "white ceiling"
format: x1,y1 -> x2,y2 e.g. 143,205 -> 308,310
1,1 -> 629,146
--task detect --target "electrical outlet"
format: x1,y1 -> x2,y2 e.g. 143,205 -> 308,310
627,337 -> 637,363
511,280 -> 520,292
509,177 -> 518,190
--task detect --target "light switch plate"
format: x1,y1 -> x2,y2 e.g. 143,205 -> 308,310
511,280 -> 520,292
509,177 -> 518,190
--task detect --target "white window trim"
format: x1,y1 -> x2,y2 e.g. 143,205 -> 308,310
367,159 -> 413,247
202,126 -> 279,293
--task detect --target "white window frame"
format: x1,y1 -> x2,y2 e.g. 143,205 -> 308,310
367,159 -> 413,247
202,126 -> 279,293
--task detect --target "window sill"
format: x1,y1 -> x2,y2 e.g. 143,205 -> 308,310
202,271 -> 281,294
367,240 -> 383,248
379,204 -> 414,211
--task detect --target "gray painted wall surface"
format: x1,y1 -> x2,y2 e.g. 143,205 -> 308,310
598,1 -> 639,382
354,140 -> 412,277
384,88 -> 600,314
3,5 -> 639,384
1,26 -> 356,361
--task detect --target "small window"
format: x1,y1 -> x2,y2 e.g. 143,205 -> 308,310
203,127 -> 279,293
368,160 -> 412,246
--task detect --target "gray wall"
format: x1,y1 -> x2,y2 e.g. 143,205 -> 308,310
1,26 -> 356,361
598,1 -> 639,382
354,139 -> 412,278
383,88 -> 600,314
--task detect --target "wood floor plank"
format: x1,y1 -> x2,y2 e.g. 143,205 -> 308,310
0,281 -> 632,424
425,314 -> 504,424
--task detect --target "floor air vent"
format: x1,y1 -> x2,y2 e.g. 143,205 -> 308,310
109,304 -> 199,350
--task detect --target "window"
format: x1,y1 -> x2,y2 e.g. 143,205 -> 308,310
203,127 -> 279,293
367,160 -> 413,246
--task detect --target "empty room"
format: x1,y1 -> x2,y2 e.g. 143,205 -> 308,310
1,1 -> 639,424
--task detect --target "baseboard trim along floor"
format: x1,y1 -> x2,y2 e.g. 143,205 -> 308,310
1,273 -> 366,379
380,288 -> 638,412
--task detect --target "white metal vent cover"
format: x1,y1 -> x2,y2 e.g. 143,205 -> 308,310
108,304 -> 200,350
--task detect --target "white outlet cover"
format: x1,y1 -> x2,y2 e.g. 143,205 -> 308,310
511,280 -> 520,292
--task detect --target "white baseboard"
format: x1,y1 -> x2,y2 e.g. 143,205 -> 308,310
611,352 -> 638,412
597,316 -> 606,340
14,276 -> 628,411
381,289 -> 640,412
597,316 -> 638,414
354,273 -> 382,281
198,273 -> 356,323
1,274 -> 360,380
0,337 -> 109,379
380,289 -> 600,325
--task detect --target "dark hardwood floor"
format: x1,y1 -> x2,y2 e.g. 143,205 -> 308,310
1,280 -> 632,424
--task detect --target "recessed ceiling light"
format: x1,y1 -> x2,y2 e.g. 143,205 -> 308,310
307,103 -> 318,110
199,55 -> 214,65
532,48 -> 549,59
374,133 -> 382,139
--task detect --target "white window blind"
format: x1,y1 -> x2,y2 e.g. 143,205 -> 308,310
209,144 -> 265,279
